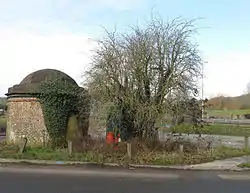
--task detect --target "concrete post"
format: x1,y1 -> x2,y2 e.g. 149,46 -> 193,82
244,136 -> 249,149
179,144 -> 184,161
127,142 -> 132,161
68,140 -> 73,155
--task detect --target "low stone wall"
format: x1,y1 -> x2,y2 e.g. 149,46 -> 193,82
6,97 -> 50,146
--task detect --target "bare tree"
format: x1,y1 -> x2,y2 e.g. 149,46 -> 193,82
86,16 -> 203,141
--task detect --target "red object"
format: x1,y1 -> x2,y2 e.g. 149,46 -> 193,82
106,132 -> 115,144
117,134 -> 121,142
114,134 -> 121,150
114,135 -> 118,143
115,134 -> 121,143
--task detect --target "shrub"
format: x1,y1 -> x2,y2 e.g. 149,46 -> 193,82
244,114 -> 250,119
38,79 -> 90,147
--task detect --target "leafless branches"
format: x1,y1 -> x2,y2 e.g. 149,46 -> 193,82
86,16 -> 203,140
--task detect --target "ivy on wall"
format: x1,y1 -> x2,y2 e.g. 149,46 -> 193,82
38,79 -> 90,146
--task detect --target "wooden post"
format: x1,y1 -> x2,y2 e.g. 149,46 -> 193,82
244,136 -> 249,149
127,142 -> 132,162
68,140 -> 73,155
18,137 -> 27,154
179,144 -> 184,161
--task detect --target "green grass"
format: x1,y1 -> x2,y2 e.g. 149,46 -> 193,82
207,109 -> 250,117
1,142 -> 250,166
163,123 -> 250,137
0,115 -> 6,128
238,162 -> 250,168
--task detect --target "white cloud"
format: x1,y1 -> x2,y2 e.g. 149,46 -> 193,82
0,25 -> 97,96
0,0 -> 247,98
0,0 -> 145,97
1,24 -> 249,98
204,50 -> 250,98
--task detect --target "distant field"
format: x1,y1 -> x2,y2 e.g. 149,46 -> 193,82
207,109 -> 250,117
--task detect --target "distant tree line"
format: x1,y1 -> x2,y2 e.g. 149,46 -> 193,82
208,95 -> 250,110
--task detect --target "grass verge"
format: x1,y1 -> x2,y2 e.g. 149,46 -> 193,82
1,141 -> 250,166
164,124 -> 250,137
238,162 -> 250,168
207,109 -> 250,117
0,116 -> 6,129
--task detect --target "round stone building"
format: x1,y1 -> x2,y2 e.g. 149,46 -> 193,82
5,69 -> 86,145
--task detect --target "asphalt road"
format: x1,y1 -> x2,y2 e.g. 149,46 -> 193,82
1,166 -> 250,193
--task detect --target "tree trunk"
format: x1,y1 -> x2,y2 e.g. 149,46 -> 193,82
143,120 -> 158,142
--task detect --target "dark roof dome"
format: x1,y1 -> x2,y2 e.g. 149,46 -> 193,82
20,69 -> 77,85
7,69 -> 78,96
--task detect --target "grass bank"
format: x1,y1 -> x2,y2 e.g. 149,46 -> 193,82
1,141 -> 250,166
163,124 -> 250,137
207,109 -> 250,117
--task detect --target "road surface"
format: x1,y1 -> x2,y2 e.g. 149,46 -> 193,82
1,165 -> 250,193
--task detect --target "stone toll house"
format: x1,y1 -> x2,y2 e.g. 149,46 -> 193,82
5,69 -> 84,146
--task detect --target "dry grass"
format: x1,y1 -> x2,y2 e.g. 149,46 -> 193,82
1,136 -> 250,166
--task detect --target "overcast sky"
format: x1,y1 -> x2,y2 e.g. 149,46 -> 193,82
0,0 -> 250,98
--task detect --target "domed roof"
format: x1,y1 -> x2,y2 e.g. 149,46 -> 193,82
20,69 -> 77,85
6,69 -> 78,96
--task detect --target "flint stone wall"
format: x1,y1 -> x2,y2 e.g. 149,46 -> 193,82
6,97 -> 50,146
